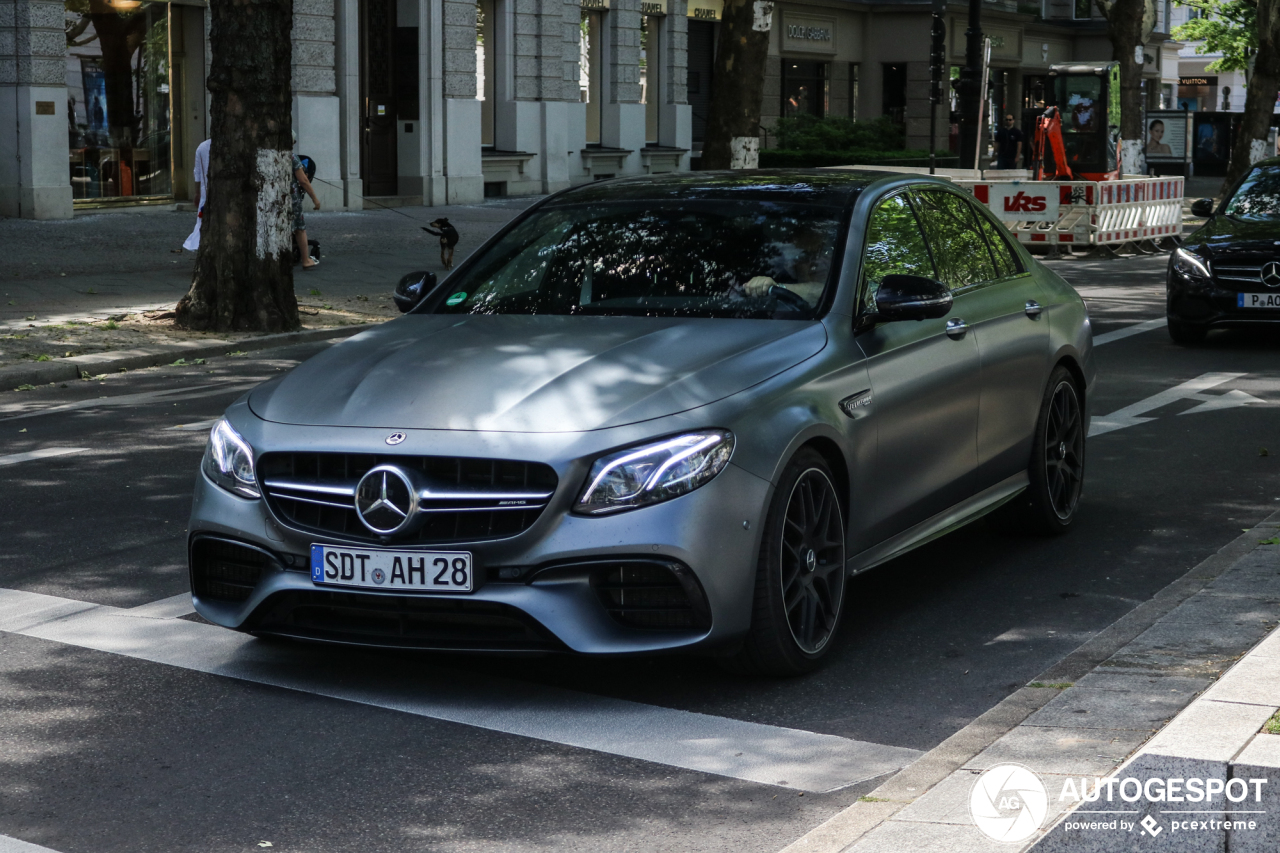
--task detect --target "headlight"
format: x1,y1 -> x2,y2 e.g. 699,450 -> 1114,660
1172,248 -> 1212,279
576,431 -> 735,515
201,418 -> 260,499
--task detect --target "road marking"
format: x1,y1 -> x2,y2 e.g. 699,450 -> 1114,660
0,383 -> 257,424
1090,372 -> 1265,437
0,833 -> 63,853
0,587 -> 920,793
167,419 -> 219,432
1092,318 -> 1166,346
0,447 -> 89,467
124,593 -> 195,619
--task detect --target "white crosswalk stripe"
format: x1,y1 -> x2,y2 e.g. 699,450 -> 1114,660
0,587 -> 920,794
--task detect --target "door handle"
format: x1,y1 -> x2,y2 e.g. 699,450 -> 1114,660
945,318 -> 968,339
1025,300 -> 1043,318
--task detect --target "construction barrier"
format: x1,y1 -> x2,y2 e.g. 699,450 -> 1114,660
958,176 -> 1184,249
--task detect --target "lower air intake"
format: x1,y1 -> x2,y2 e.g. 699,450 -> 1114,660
591,559 -> 711,630
190,537 -> 271,603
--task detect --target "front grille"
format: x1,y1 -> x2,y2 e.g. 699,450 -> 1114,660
249,590 -> 564,651
259,452 -> 558,545
591,559 -> 711,631
1213,264 -> 1266,286
191,537 -> 271,603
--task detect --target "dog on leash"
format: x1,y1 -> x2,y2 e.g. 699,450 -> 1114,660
422,218 -> 460,270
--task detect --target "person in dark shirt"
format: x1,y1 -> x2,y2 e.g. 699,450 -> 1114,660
995,114 -> 1024,170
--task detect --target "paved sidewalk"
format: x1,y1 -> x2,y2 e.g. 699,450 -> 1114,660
0,197 -> 537,326
780,513 -> 1280,853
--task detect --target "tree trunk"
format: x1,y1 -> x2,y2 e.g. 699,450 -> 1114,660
701,0 -> 774,170
1099,0 -> 1154,175
1222,0 -> 1280,195
176,0 -> 300,333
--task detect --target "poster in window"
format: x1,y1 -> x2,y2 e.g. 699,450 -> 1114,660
1144,111 -> 1185,161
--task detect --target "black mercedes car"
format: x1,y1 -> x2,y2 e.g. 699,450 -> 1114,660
1170,158 -> 1280,344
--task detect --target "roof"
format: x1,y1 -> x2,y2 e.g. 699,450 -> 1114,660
547,169 -> 891,208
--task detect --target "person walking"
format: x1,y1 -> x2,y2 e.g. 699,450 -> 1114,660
994,115 -> 1024,171
291,130 -> 320,269
182,138 -> 210,251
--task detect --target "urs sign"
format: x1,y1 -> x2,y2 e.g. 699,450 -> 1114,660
987,185 -> 1060,221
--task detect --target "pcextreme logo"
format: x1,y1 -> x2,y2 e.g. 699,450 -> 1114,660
1003,191 -> 1048,213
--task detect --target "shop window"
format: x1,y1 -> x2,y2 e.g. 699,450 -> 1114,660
477,0 -> 495,146
687,20 -> 715,144
782,60 -> 828,118
395,27 -> 419,121
641,16 -> 661,144
1023,75 -> 1047,109
882,63 -> 907,126
1073,0 -> 1092,19
65,0 -> 172,201
581,11 -> 603,144
848,64 -> 859,120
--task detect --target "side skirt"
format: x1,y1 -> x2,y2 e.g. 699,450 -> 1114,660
846,471 -> 1029,575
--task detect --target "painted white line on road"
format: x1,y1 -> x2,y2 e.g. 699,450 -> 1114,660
167,419 -> 219,432
1092,318 -> 1166,346
1090,372 -> 1264,437
0,447 -> 89,467
0,833 -> 63,853
0,588 -> 920,793
124,593 -> 195,619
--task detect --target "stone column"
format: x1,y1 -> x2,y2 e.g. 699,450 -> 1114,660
293,0 -> 345,208
441,0 -> 482,203
602,0 -> 642,173
334,0 -> 363,207
0,0 -> 73,219
659,0 -> 690,157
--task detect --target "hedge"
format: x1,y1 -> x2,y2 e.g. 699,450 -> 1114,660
758,149 -> 961,169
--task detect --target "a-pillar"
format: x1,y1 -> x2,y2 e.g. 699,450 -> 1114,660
0,0 -> 73,219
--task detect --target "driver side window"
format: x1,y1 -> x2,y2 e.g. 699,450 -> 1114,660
860,193 -> 936,313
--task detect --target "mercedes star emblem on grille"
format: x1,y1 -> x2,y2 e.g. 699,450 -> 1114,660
1263,262 -> 1280,288
385,432 -> 407,445
355,465 -> 419,535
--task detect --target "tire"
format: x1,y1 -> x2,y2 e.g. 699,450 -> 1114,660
1167,318 -> 1207,345
727,449 -> 847,676
992,366 -> 1085,536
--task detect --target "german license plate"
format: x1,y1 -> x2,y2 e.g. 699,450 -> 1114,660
310,544 -> 473,592
1238,293 -> 1280,309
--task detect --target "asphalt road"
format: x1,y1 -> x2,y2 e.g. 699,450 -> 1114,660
0,253 -> 1277,853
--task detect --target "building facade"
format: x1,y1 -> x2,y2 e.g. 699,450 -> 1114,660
2,0 -> 1179,220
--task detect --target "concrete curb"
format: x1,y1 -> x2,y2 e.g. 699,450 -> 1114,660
0,323 -> 373,391
779,511 -> 1280,853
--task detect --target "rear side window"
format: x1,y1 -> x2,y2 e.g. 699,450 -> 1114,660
972,207 -> 1022,278
860,193 -> 936,311
910,189 -> 999,289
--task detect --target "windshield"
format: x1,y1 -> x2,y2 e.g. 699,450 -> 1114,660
1224,167 -> 1280,221
423,200 -> 845,320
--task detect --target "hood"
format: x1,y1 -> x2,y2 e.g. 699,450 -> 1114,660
1191,215 -> 1280,262
249,314 -> 827,432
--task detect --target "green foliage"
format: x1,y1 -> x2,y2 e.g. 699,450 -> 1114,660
759,149 -> 959,169
771,115 -> 907,153
1173,0 -> 1258,74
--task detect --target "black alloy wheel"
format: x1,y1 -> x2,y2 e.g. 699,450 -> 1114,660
1042,377 -> 1085,521
728,449 -> 847,676
993,365 -> 1085,536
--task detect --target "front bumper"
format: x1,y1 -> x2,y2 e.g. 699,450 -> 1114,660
1167,270 -> 1280,328
188,451 -> 773,655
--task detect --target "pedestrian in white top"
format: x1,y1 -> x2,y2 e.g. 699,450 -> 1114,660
183,139 -> 211,251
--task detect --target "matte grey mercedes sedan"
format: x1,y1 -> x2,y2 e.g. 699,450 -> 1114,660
190,170 -> 1095,674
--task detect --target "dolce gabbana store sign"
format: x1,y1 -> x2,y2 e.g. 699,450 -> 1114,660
781,11 -> 836,54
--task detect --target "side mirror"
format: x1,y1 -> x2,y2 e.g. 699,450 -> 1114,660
1190,198 -> 1215,218
394,270 -> 437,313
873,274 -> 953,322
